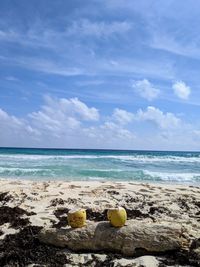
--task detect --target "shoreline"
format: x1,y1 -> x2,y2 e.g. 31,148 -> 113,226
1,176 -> 200,187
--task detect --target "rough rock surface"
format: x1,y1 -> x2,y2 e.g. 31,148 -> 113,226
113,255 -> 159,267
39,220 -> 189,256
62,254 -> 159,267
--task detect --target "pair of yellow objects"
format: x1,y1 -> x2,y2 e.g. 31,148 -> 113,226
68,207 -> 127,228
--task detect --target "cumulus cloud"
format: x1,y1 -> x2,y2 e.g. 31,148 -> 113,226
0,97 -> 101,146
29,96 -> 99,139
101,121 -> 134,139
136,106 -> 181,129
172,81 -> 191,100
0,108 -> 39,146
112,108 -> 133,124
0,97 -> 136,148
1,98 -> 199,150
132,79 -> 160,101
35,96 -> 99,121
0,108 -> 33,133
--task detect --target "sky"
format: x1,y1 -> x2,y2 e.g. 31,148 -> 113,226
0,0 -> 200,150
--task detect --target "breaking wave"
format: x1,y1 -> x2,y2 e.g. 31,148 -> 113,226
0,148 -> 200,184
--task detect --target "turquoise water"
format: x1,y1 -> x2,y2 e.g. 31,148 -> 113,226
0,148 -> 200,184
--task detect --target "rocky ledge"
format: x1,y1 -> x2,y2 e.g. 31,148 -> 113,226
39,220 -> 189,255
37,220 -> 200,266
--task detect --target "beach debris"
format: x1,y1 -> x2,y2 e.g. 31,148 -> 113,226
50,197 -> 65,206
0,226 -> 67,267
149,206 -> 170,215
125,208 -> 150,219
52,207 -> 69,228
86,208 -> 107,221
107,207 -> 127,227
0,206 -> 35,229
39,220 -> 190,256
0,192 -> 13,205
52,216 -> 68,229
85,206 -> 157,222
54,207 -> 70,218
68,208 -> 86,228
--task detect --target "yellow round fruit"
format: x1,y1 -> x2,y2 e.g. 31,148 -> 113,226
107,207 -> 127,227
68,208 -> 86,228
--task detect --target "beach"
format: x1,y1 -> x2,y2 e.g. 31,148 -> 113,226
0,178 -> 200,266
1,0 -> 200,265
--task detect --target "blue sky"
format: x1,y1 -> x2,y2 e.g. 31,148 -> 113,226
0,0 -> 200,150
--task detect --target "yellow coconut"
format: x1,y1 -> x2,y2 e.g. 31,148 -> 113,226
68,208 -> 86,228
107,207 -> 127,227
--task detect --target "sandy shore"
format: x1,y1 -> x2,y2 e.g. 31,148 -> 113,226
0,179 -> 200,266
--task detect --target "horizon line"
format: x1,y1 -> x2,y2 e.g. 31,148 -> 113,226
0,146 -> 199,153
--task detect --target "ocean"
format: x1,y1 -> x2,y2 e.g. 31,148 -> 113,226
0,147 -> 200,184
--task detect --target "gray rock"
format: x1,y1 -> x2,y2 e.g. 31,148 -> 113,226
113,256 -> 159,267
63,253 -> 107,266
63,254 -> 160,267
39,220 -> 189,256
134,256 -> 159,267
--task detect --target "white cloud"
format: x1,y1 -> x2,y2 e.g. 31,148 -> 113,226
0,108 -> 29,131
150,32 -> 200,59
68,97 -> 99,121
29,96 -> 99,137
0,53 -> 84,77
0,98 -> 136,148
1,99 -> 200,150
0,97 -> 100,147
132,79 -> 160,101
112,108 -> 133,124
15,57 -> 84,77
67,19 -> 131,37
101,122 -> 135,140
0,27 -> 174,80
28,96 -> 135,148
136,106 -> 181,129
172,81 -> 191,100
0,108 -> 22,127
0,108 -> 39,146
0,19 -> 131,49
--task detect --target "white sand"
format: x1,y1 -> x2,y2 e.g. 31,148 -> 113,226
0,179 -> 200,238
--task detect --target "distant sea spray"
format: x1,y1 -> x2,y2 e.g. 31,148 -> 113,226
0,148 -> 200,184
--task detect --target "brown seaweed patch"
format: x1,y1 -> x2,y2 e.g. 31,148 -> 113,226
0,226 -> 68,267
52,208 -> 69,228
50,198 -> 65,206
0,192 -> 13,204
86,209 -> 108,222
0,206 -> 35,229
